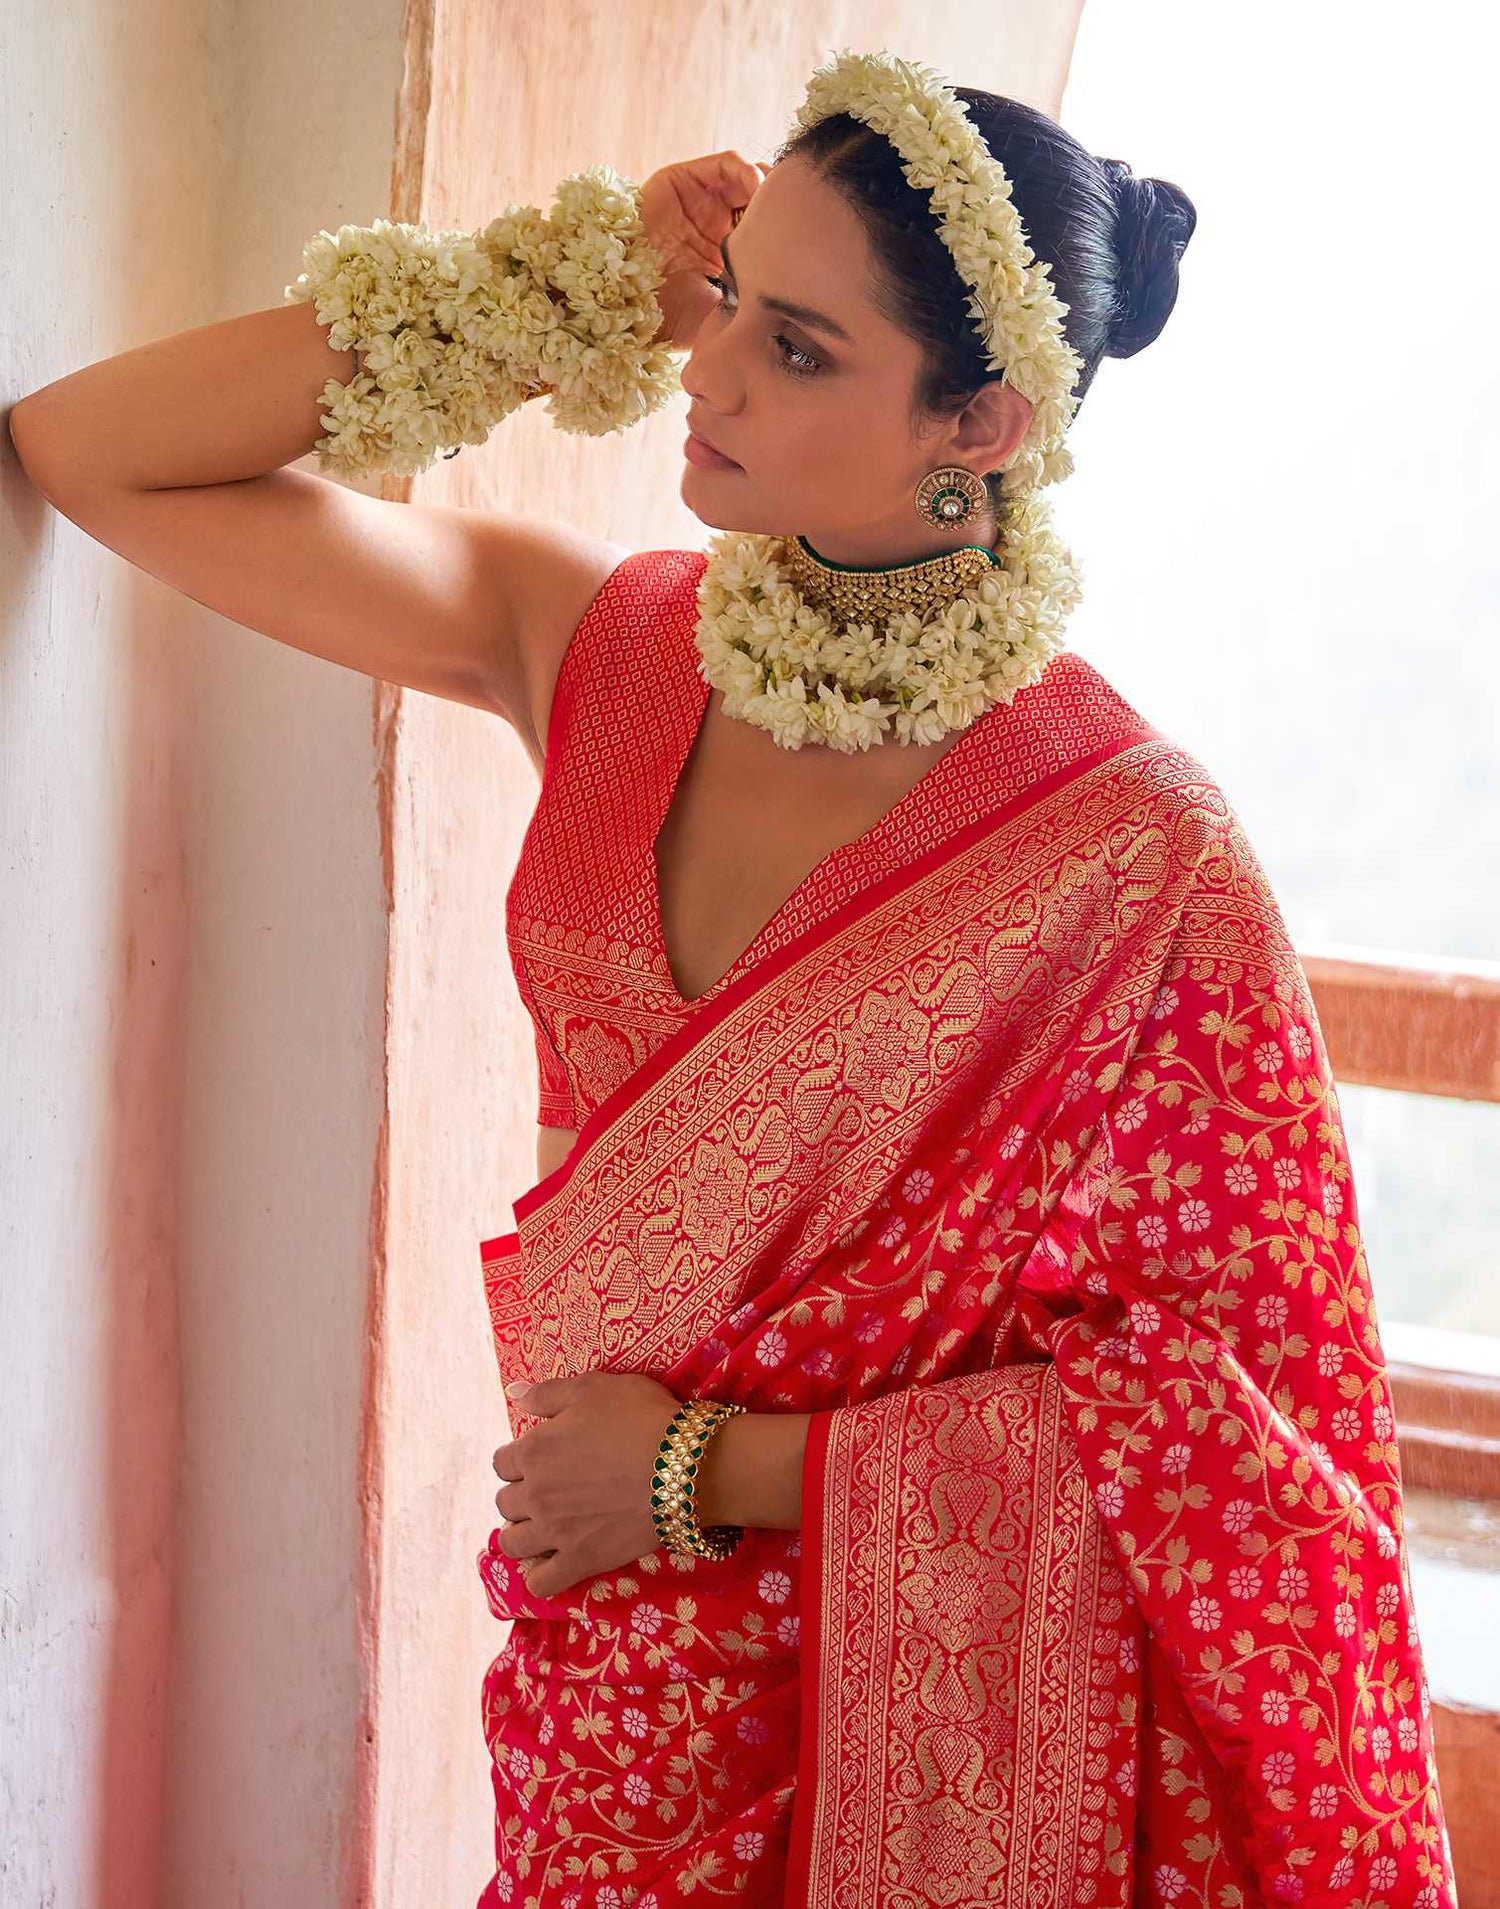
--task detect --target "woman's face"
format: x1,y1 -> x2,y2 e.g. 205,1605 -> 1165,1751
679,154 -> 1030,565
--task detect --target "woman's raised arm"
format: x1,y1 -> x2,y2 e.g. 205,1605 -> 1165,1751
10,299 -> 357,492
7,302 -> 628,750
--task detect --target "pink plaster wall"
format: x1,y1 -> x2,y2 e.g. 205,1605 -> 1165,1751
2,0 -> 403,1904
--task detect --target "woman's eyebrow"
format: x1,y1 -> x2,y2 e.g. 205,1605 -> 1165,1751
719,230 -> 856,345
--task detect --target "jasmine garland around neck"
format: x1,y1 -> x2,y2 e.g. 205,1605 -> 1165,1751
692,495 -> 1082,752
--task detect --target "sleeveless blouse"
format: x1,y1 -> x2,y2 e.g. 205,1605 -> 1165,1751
505,545 -> 1109,1131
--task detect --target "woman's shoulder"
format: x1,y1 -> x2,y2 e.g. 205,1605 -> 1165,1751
529,546 -> 709,769
569,544 -> 709,660
608,546 -> 711,604
1073,657 -> 1295,967
1043,648 -> 1282,901
1056,650 -> 1226,812
563,545 -> 709,655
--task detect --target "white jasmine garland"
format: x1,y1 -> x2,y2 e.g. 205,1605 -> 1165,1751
284,165 -> 682,479
695,493 -> 1081,752
692,47 -> 1089,751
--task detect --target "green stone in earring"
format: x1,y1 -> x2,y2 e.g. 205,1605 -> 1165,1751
914,464 -> 987,530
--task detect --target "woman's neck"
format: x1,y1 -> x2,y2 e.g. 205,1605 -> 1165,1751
795,512 -> 999,569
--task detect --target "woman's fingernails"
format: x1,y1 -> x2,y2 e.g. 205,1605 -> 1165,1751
505,1381 -> 529,1400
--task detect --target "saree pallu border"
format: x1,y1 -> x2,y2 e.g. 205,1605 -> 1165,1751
481,730 -> 1205,1391
472,724 -> 1191,1629
787,1363 -> 1139,1909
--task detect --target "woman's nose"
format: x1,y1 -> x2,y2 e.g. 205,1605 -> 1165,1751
680,354 -> 717,408
681,330 -> 740,413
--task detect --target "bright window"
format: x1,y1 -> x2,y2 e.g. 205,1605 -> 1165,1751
1060,0 -> 1498,1335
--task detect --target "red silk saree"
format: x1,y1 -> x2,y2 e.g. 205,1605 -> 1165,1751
475,647 -> 1454,1909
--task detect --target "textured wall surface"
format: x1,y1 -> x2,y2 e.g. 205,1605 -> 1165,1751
1,1 -> 402,1903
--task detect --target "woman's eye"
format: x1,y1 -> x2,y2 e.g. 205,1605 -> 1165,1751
704,274 -> 823,380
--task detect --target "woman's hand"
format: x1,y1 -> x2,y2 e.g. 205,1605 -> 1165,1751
492,1370 -> 685,1599
641,150 -> 771,351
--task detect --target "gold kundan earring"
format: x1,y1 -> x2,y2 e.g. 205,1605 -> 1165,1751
913,464 -> 988,529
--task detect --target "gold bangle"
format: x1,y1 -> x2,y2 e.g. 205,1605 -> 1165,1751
650,1397 -> 747,1560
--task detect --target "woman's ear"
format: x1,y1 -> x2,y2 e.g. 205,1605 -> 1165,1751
952,379 -> 1033,475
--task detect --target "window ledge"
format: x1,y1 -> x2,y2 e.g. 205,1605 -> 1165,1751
1404,1488 -> 1500,1713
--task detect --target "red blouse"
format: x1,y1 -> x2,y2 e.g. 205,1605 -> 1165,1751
504,545 -> 1142,1130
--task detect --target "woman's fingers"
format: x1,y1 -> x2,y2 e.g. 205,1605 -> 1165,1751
639,151 -> 770,332
677,158 -> 751,249
717,149 -> 764,208
682,151 -> 765,232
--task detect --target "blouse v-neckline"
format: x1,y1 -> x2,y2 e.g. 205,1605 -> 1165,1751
645,628 -> 1008,1011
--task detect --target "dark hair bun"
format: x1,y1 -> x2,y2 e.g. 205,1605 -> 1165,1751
1097,157 -> 1197,360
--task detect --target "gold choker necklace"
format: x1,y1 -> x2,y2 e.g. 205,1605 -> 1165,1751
781,534 -> 1004,627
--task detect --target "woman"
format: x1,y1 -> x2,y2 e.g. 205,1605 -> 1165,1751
467,56 -> 1455,1909
10,43 -> 1454,1909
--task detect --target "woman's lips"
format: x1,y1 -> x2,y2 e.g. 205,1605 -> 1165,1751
684,429 -> 742,471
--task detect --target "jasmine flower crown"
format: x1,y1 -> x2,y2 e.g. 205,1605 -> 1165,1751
788,47 -> 1084,496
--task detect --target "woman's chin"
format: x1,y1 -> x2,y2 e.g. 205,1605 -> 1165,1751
679,480 -> 796,540
681,478 -> 746,524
